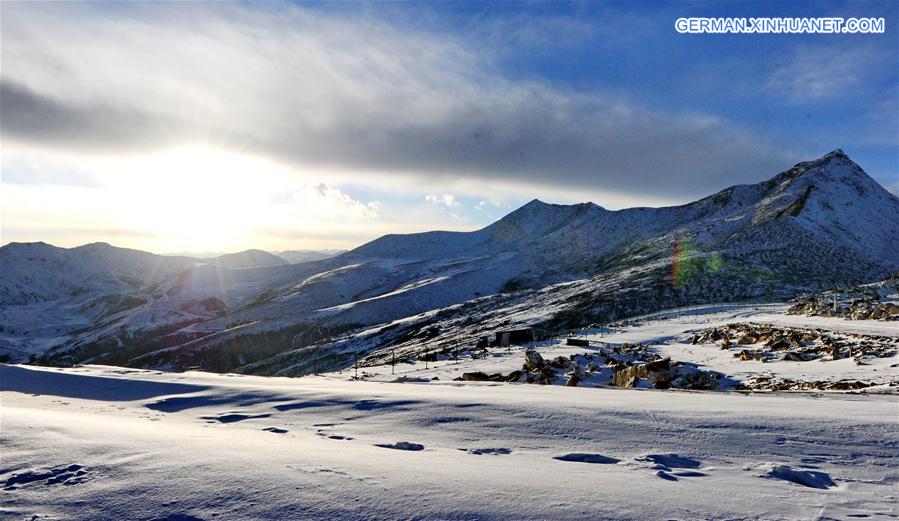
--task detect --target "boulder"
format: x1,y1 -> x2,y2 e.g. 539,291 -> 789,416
524,350 -> 545,371
736,349 -> 763,361
459,372 -> 492,381
612,365 -> 641,387
783,352 -> 815,362
504,370 -> 524,383
736,334 -> 758,345
765,336 -> 791,351
550,356 -> 572,369
537,367 -> 556,385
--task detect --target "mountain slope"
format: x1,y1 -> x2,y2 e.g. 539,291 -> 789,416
210,249 -> 287,269
2,150 -> 897,372
276,249 -> 346,264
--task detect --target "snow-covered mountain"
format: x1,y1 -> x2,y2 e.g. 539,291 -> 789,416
209,249 -> 288,269
276,249 -> 346,264
1,150 -> 896,372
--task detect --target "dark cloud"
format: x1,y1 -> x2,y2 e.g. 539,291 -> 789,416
0,3 -> 801,201
0,80 -> 179,152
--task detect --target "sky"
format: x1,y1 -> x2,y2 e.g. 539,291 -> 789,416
1,0 -> 896,254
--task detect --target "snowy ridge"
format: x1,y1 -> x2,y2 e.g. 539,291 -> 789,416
1,150 -> 897,374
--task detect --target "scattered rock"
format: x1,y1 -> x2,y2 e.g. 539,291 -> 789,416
783,351 -> 816,362
693,322 -> 897,367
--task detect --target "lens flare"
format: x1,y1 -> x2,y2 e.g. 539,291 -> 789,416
670,238 -> 724,288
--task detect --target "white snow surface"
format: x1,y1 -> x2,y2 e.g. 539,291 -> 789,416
2,304 -> 898,521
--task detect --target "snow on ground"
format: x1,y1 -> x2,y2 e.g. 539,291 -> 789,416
2,304 -> 898,520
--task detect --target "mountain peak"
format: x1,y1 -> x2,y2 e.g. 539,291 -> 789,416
522,198 -> 550,209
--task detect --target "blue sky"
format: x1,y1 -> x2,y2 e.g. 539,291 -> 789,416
1,1 -> 896,252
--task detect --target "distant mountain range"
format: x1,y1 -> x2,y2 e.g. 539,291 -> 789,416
1,150 -> 896,373
160,248 -> 345,266
275,249 -> 347,264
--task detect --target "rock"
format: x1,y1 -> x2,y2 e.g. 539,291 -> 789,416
566,338 -> 590,347
524,350 -> 545,371
504,370 -> 524,383
550,356 -> 572,369
566,365 -> 586,387
737,334 -> 758,345
612,365 -> 641,387
645,357 -> 670,372
736,349 -> 764,361
538,367 -> 556,385
765,336 -> 791,351
669,376 -> 690,389
460,372 -> 491,381
783,352 -> 815,362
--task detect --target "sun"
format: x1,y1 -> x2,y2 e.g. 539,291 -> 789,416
110,146 -> 283,252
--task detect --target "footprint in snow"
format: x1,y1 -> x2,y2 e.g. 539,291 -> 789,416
202,413 -> 271,424
636,453 -> 702,469
553,453 -> 620,464
635,453 -> 706,481
460,448 -> 512,456
764,464 -> 837,489
375,442 -> 425,451
3,465 -> 89,490
317,432 -> 353,440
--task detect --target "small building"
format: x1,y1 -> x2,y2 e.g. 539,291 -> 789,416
495,328 -> 534,347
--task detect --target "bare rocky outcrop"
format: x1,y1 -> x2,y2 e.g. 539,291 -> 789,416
691,322 -> 897,364
787,276 -> 899,321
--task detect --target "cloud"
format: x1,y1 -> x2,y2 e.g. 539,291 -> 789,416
1,2 -> 798,203
765,45 -> 883,102
295,184 -> 381,219
425,193 -> 459,207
